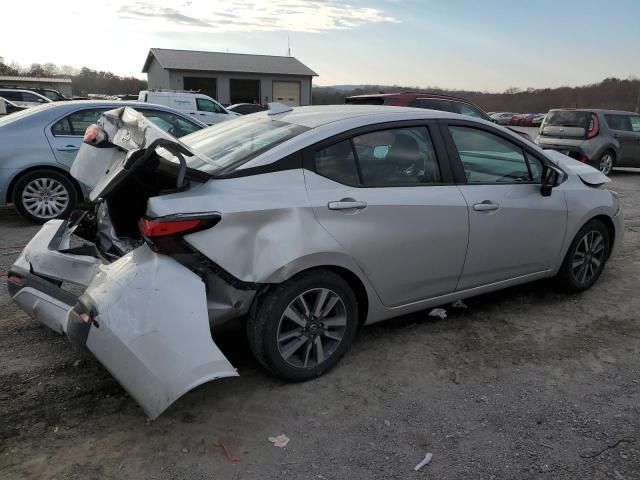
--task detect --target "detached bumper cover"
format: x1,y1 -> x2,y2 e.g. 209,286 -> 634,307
8,220 -> 238,418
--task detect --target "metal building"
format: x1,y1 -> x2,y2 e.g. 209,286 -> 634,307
143,48 -> 318,106
0,76 -> 73,98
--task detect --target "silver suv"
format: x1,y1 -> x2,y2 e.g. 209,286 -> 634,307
536,109 -> 640,175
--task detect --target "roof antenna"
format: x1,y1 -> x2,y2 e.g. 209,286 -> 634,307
287,34 -> 291,57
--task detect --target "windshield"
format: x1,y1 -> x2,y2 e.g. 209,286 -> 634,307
183,116 -> 309,175
0,103 -> 56,127
545,111 -> 590,127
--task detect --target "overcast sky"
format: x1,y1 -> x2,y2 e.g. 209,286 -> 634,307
2,0 -> 639,92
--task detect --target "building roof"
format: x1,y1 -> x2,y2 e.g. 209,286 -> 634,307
0,76 -> 72,83
143,48 -> 317,77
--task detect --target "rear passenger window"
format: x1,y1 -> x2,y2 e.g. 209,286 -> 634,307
605,114 -> 632,132
353,127 -> 441,185
456,102 -> 487,119
314,140 -> 360,185
51,109 -> 108,136
449,126 -> 537,183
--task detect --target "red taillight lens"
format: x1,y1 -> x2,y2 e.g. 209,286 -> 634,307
139,218 -> 203,237
138,215 -> 221,254
586,113 -> 599,139
578,155 -> 589,163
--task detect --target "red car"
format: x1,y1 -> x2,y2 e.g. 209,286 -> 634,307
345,92 -> 492,122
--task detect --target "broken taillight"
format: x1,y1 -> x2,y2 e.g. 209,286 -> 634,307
138,214 -> 221,253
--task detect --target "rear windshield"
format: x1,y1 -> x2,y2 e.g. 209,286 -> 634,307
544,111 -> 590,127
183,116 -> 309,175
345,96 -> 386,105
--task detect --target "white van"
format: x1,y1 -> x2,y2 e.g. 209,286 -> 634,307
138,90 -> 237,125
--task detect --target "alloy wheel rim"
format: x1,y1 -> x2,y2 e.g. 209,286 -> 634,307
21,178 -> 69,219
599,154 -> 613,175
572,230 -> 605,285
277,288 -> 347,369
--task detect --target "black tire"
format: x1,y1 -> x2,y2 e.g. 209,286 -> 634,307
556,219 -> 610,293
595,150 -> 615,176
12,169 -> 77,224
247,270 -> 359,381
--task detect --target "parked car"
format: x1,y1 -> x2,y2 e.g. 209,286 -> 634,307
490,112 -> 517,125
227,103 -> 267,115
0,88 -> 52,107
0,100 -> 207,222
536,108 -> 640,175
345,91 -> 492,121
0,97 -> 27,115
138,90 -> 238,125
0,86 -> 69,102
531,113 -> 546,127
7,104 -> 623,418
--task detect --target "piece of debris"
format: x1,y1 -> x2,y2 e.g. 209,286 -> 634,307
181,447 -> 188,453
384,419 -> 391,427
268,434 -> 290,448
451,299 -> 468,309
72,359 -> 82,368
414,452 -> 433,471
213,443 -> 240,463
428,308 -> 447,319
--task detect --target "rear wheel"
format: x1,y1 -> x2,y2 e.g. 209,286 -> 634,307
597,151 -> 615,176
556,219 -> 610,292
12,170 -> 77,224
247,270 -> 359,381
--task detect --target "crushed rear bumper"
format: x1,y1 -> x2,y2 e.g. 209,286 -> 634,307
7,219 -> 238,418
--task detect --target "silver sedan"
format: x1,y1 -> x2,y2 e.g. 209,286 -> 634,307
8,105 -> 623,418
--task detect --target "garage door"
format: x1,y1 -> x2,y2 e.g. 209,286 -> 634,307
272,81 -> 300,106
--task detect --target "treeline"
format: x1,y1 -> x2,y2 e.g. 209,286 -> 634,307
312,77 -> 640,113
0,60 -> 147,96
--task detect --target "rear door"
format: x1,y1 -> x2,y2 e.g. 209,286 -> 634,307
441,120 -> 567,290
304,121 -> 469,307
47,108 -> 109,167
605,114 -> 636,166
629,115 -> 640,166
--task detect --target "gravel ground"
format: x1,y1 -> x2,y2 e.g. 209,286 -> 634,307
1,171 -> 639,480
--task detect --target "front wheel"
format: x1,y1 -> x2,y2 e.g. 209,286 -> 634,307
12,170 -> 77,223
556,219 -> 610,292
247,270 -> 359,381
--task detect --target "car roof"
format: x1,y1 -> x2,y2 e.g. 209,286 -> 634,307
251,104 -> 464,128
549,108 -> 639,116
345,91 -> 468,102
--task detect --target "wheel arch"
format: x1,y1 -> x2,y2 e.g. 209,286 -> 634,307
6,165 -> 85,204
591,214 -> 616,258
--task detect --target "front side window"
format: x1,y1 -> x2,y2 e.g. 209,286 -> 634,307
197,98 -> 225,114
409,99 -> 454,113
630,116 -> 640,133
0,91 -> 19,101
138,109 -> 202,137
449,126 -> 538,183
456,102 -> 488,120
51,108 -> 108,136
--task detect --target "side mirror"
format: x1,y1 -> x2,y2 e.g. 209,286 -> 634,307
540,164 -> 562,197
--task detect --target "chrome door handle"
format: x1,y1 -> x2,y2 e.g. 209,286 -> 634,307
473,201 -> 499,212
56,145 -> 79,151
328,200 -> 368,210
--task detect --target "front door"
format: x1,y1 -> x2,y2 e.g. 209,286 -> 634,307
442,122 -> 567,290
304,124 -> 469,307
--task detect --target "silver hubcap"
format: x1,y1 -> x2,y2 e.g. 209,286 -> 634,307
277,288 -> 347,369
572,230 -> 605,284
21,178 -> 69,219
599,154 -> 613,175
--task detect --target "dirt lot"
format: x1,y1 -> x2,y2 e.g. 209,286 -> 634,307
1,171 -> 639,480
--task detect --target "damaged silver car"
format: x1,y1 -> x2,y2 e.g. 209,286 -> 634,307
7,104 -> 624,418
